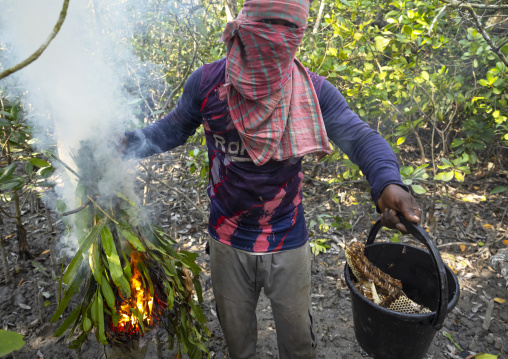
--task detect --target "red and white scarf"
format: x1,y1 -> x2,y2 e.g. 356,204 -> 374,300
221,0 -> 331,165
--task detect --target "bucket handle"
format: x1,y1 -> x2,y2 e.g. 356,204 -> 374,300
366,215 -> 448,330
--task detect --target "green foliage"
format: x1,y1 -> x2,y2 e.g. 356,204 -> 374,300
301,0 -> 507,177
186,146 -> 209,185
0,330 -> 25,357
434,153 -> 471,183
310,237 -> 331,256
331,214 -> 353,230
400,164 -> 428,194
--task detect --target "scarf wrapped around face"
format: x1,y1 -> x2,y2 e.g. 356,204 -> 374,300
221,0 -> 331,166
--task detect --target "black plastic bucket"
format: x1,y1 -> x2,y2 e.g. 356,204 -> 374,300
344,216 -> 460,359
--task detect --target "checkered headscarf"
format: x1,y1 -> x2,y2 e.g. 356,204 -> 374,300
221,0 -> 331,165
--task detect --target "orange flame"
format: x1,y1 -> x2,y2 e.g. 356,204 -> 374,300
114,253 -> 154,334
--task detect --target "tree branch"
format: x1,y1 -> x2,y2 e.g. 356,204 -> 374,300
313,0 -> 326,34
428,5 -> 448,36
463,5 -> 508,67
0,0 -> 70,81
441,0 -> 508,10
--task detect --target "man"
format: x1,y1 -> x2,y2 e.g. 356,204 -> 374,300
124,0 -> 421,358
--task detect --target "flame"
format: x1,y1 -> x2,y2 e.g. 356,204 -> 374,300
113,253 -> 154,334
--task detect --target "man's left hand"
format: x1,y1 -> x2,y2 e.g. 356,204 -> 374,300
377,184 -> 421,232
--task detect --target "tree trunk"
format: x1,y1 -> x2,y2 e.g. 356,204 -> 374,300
225,0 -> 237,22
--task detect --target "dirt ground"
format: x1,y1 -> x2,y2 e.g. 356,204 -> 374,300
1,150 -> 507,359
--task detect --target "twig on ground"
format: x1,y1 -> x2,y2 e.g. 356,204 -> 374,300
437,241 -> 478,249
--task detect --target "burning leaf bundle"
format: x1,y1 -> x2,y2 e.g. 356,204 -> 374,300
50,141 -> 209,358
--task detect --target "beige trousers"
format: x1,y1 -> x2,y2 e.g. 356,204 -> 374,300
209,239 -> 316,359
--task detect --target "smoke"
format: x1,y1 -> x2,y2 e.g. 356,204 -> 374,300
0,0 -> 161,251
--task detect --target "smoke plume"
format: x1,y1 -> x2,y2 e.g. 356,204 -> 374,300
0,0 -> 160,251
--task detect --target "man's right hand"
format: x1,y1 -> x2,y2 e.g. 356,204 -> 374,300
114,134 -> 129,155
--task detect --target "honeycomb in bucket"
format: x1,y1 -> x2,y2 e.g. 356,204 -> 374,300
346,242 -> 431,314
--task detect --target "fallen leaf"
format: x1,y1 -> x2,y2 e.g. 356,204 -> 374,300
37,349 -> 44,358
474,354 -> 498,359
18,303 -> 31,310
478,241 -> 485,247
17,279 -> 25,287
40,250 -> 50,255
502,240 -> 508,246
462,220 -> 468,227
494,298 -> 505,304
447,264 -> 457,274
5,234 -> 15,240
484,223 -> 493,229
460,245 -> 466,252
44,301 -> 51,307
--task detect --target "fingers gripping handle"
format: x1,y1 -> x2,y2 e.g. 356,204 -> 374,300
366,215 -> 449,330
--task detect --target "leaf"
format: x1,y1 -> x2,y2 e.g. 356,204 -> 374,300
54,305 -> 81,337
96,292 -> 108,345
493,298 -> 505,304
460,245 -> 466,252
18,303 -> 31,310
374,36 -> 390,52
454,171 -> 465,182
441,158 -> 453,167
82,316 -> 92,332
491,186 -> 508,194
0,163 -> 17,181
193,16 -> 208,37
63,219 -> 106,284
474,354 -> 498,359
397,136 -> 406,146
101,225 -> 114,257
338,0 -> 350,5
402,25 -> 412,37
0,330 -> 25,356
411,185 -> 426,194
442,171 -> 454,182
104,239 -> 124,291
450,139 -> 464,148
117,225 -> 145,252
100,276 -> 116,311
503,240 -> 508,246
29,158 -> 50,168
421,71 -> 430,81
115,192 -> 138,210
50,267 -> 87,322
484,224 -> 493,229
89,241 -> 102,285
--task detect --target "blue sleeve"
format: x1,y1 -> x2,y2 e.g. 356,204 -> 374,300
318,79 -> 406,205
125,67 -> 203,158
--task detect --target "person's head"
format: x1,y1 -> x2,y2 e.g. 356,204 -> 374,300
238,0 -> 310,29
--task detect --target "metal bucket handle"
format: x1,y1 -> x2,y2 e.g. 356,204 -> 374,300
366,215 -> 449,330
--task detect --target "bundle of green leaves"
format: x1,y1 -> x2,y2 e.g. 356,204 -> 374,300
50,141 -> 209,358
